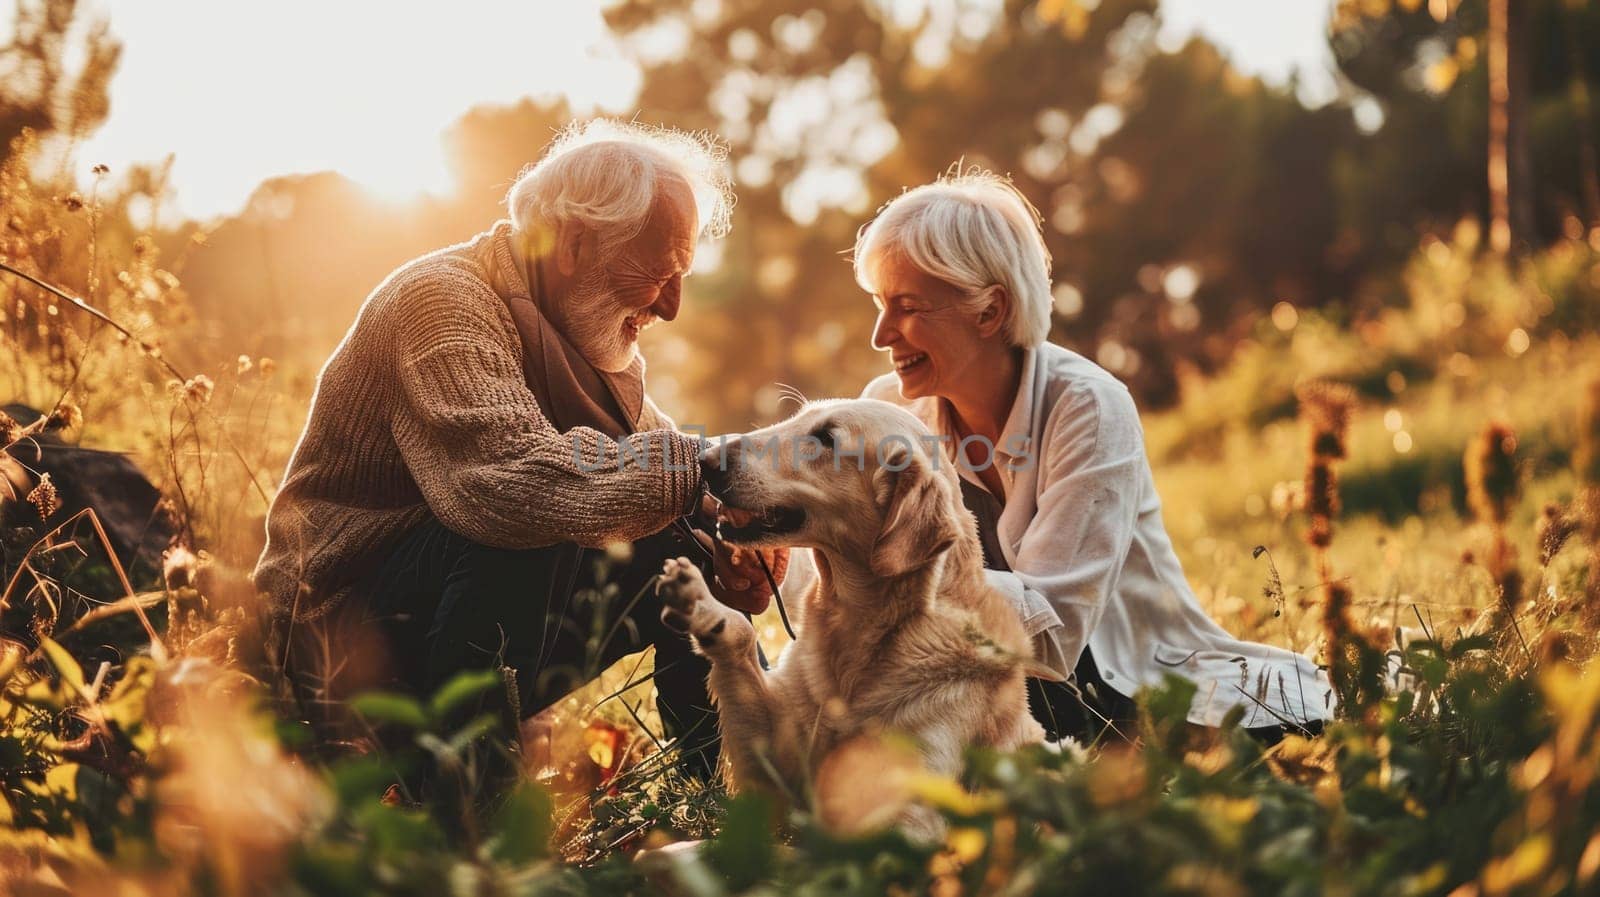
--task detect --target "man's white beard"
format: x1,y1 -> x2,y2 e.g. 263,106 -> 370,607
553,263 -> 638,373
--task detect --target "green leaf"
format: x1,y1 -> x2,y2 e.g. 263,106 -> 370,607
443,713 -> 502,755
489,782 -> 555,864
327,755 -> 406,809
19,679 -> 65,711
705,792 -> 776,890
349,691 -> 428,729
352,801 -> 445,857
426,669 -> 502,723
100,656 -> 156,754
39,639 -> 85,698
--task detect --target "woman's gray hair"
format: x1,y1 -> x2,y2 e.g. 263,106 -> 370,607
505,119 -> 735,250
853,167 -> 1053,348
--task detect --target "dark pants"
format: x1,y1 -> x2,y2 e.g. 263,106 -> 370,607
1027,648 -> 1323,747
279,517 -> 719,779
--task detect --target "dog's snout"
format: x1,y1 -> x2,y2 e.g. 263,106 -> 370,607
699,439 -> 739,496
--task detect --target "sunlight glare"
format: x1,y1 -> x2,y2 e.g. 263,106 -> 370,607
75,0 -> 641,220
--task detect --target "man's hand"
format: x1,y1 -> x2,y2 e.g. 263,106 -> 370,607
689,528 -> 789,615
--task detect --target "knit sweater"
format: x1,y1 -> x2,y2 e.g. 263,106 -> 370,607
252,222 -> 704,622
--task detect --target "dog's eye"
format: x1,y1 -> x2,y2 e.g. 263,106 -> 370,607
809,426 -> 834,450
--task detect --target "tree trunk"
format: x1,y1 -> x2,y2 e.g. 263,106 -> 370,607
1568,18 -> 1600,229
1488,0 -> 1535,256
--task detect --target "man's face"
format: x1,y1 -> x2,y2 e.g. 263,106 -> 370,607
561,178 -> 698,373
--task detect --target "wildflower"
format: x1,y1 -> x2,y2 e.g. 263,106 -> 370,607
90,163 -> 109,176
59,192 -> 84,212
1535,503 -> 1576,566
236,354 -> 253,375
1298,380 -> 1355,555
152,667 -> 332,893
44,401 -> 81,432
258,357 -> 277,378
1464,422 -> 1523,618
1297,380 -> 1357,461
1305,465 -> 1339,548
163,543 -> 199,591
1323,580 -> 1353,651
0,408 -> 18,445
1577,378 -> 1600,612
1465,422 -> 1518,526
27,473 -> 60,520
1579,378 -> 1600,491
177,374 -> 214,405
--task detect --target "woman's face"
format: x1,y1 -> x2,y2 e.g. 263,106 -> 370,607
868,253 -> 992,401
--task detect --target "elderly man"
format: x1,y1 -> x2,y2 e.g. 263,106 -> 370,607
254,120 -> 779,779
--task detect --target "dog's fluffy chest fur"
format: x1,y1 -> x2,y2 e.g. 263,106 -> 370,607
778,551 -> 1033,747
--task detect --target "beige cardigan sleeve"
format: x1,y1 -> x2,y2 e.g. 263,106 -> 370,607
385,266 -> 702,548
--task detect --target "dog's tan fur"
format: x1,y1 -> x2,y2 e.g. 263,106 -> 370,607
656,399 -> 1057,837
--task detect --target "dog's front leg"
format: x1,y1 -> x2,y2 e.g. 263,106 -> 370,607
657,558 -> 787,794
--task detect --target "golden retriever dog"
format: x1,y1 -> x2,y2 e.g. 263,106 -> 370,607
655,398 -> 1060,837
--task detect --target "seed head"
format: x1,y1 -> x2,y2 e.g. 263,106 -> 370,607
163,543 -> 199,591
44,401 -> 81,433
27,473 -> 60,520
1577,378 -> 1600,489
1464,422 -> 1518,526
180,372 -> 217,404
1297,380 -> 1357,461
1322,581 -> 1354,652
1536,503 -> 1577,566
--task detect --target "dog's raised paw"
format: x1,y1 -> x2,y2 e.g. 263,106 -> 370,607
657,557 -> 708,607
657,557 -> 712,634
656,557 -> 744,649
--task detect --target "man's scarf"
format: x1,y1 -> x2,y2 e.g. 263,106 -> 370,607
482,222 -> 645,440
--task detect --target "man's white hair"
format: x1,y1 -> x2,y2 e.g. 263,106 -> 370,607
505,119 -> 735,249
853,168 -> 1053,349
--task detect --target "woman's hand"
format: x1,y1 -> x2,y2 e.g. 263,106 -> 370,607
689,528 -> 789,615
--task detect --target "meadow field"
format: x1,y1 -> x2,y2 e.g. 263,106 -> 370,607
6,0 -> 1600,893
4,131 -> 1600,893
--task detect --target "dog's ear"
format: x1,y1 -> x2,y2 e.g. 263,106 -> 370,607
870,449 -> 959,578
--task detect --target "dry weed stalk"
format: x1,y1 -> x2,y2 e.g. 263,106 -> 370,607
1465,421 -> 1523,624
1578,377 -> 1600,615
1297,381 -> 1356,637
1297,379 -> 1383,715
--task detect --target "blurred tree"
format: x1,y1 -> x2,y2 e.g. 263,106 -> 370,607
0,0 -> 120,156
866,7 -> 1363,401
1332,0 -> 1600,255
1484,0 -> 1534,254
442,97 -> 573,228
603,0 -> 1368,412
172,99 -> 575,369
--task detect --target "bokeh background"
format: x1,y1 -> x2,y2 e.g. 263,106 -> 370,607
11,0 -> 1599,432
6,2 -> 1600,890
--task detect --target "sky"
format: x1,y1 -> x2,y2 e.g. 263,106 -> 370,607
1159,0 -> 1338,105
70,1 -> 641,220
39,0 -> 1336,222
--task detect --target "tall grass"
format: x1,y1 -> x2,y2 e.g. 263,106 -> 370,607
4,127 -> 1600,894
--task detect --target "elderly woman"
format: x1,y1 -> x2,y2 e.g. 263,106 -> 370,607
849,170 -> 1332,742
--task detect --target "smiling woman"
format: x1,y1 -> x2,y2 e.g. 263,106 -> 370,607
850,167 -> 1335,744
73,0 -> 642,220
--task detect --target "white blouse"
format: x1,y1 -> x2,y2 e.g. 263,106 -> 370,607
857,342 -> 1334,728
